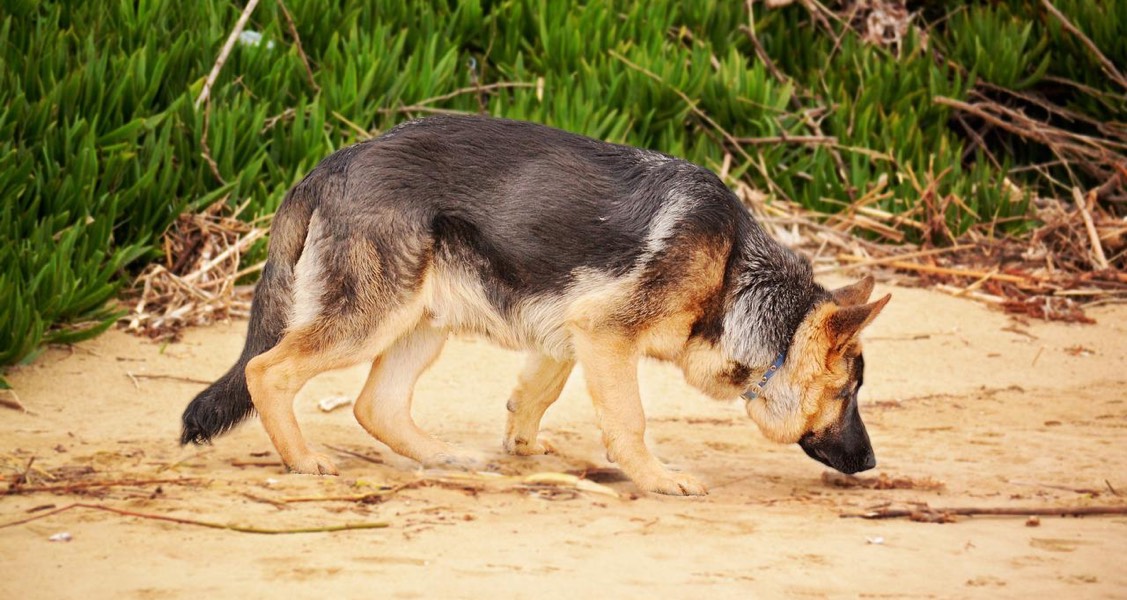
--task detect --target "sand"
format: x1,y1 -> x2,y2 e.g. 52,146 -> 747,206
2,281 -> 1125,599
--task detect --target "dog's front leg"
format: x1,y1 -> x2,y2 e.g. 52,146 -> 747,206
571,329 -> 707,496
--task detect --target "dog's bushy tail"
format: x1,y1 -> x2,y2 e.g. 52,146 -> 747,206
180,180 -> 321,445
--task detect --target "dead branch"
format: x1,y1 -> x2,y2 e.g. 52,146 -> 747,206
845,504 -> 1127,521
735,134 -> 837,146
5,478 -> 199,495
230,460 -> 284,468
820,244 -> 977,272
608,49 -> 791,201
0,502 -> 388,534
835,254 -> 1032,284
0,389 -> 26,412
1040,0 -> 1127,92
935,94 -> 1126,186
195,0 -> 262,109
1073,188 -> 1110,269
199,99 -> 226,185
120,200 -> 265,339
275,0 -> 320,94
325,444 -> 385,465
377,82 -> 536,118
741,0 -> 788,83
128,373 -> 214,385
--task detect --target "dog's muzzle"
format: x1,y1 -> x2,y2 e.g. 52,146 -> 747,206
797,393 -> 876,474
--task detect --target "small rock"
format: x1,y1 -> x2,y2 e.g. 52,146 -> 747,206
48,532 -> 72,542
318,395 -> 352,412
1025,516 -> 1041,527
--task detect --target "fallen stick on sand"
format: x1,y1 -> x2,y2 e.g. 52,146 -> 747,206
843,505 -> 1127,522
835,254 -> 1032,284
0,390 -> 26,412
5,478 -> 199,495
0,503 -> 388,534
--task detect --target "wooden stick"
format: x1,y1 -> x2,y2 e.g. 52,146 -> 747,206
1006,480 -> 1106,495
195,0 -> 262,109
377,82 -> 536,118
325,444 -> 385,466
1073,188 -> 1109,269
0,389 -> 26,412
735,134 -> 837,146
835,254 -> 1032,284
845,505 -> 1127,520
741,0 -> 787,84
935,284 -> 1008,305
181,229 -> 266,283
0,502 -> 388,534
282,492 -> 397,504
129,373 -> 213,385
608,50 -> 790,201
200,99 -> 226,184
230,460 -> 284,468
275,0 -> 320,94
5,478 -> 199,495
331,110 -> 372,139
1041,0 -> 1127,91
821,244 -> 978,273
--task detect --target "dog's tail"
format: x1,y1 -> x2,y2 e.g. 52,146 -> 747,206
179,178 -> 321,446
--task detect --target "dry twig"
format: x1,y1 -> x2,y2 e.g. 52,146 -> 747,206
0,389 -> 26,412
275,0 -> 319,94
1040,0 -> 1127,91
120,200 -> 265,340
845,504 -> 1127,521
5,478 -> 198,495
0,502 -> 388,534
195,0 -> 262,109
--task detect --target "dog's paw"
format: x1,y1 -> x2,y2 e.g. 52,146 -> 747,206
635,470 -> 708,496
503,434 -> 555,456
286,452 -> 340,476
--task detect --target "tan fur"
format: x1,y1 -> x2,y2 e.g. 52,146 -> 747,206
569,326 -> 708,495
247,295 -> 430,475
503,353 -> 574,455
746,295 -> 889,444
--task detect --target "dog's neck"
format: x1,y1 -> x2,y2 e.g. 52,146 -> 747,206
718,221 -> 826,371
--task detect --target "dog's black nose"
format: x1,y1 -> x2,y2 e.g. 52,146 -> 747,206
861,453 -> 877,471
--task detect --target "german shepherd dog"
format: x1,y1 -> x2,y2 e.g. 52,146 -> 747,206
181,115 -> 889,495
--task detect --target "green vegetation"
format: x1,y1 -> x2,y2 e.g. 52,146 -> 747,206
3,0 -> 1124,368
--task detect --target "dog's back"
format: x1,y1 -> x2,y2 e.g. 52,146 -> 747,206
297,115 -> 759,354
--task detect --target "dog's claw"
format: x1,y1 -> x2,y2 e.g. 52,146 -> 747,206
637,471 -> 708,496
503,435 -> 554,456
286,452 -> 339,476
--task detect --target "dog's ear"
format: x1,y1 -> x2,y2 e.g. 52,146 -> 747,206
827,293 -> 890,349
830,275 -> 875,307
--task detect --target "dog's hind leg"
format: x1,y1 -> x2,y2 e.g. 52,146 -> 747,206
571,329 -> 707,496
245,332 -> 365,475
352,323 -> 479,469
503,353 -> 574,456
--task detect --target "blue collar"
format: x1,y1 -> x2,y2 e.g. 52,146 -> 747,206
741,353 -> 786,402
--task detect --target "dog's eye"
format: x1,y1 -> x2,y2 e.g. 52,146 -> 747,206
837,380 -> 859,399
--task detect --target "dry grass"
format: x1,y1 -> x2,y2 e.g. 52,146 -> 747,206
119,200 -> 267,341
740,181 -> 1126,323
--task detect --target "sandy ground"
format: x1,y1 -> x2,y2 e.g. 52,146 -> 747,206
2,280 -> 1126,599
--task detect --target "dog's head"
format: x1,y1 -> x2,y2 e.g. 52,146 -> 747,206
744,277 -> 888,474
